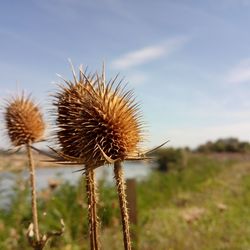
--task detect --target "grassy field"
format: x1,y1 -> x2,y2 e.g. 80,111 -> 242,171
0,153 -> 250,249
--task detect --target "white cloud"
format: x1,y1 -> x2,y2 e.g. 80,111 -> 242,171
225,59 -> 250,84
150,122 -> 250,149
126,72 -> 147,86
111,37 -> 189,70
233,0 -> 250,6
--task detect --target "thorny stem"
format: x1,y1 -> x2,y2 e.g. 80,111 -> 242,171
26,143 -> 40,243
85,167 -> 99,250
90,169 -> 100,250
85,169 -> 94,250
25,145 -> 65,250
114,161 -> 132,250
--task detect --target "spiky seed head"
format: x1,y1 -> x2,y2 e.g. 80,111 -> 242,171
54,69 -> 143,166
4,95 -> 45,147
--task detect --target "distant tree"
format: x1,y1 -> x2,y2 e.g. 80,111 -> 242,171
196,137 -> 250,153
153,148 -> 184,172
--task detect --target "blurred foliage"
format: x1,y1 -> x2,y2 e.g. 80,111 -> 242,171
152,147 -> 187,172
0,153 -> 250,249
196,137 -> 250,153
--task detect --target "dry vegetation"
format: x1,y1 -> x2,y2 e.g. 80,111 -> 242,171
1,65 -> 250,250
1,152 -> 250,249
1,65 -> 146,250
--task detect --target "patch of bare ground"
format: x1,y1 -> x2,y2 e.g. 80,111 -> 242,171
0,152 -> 58,172
199,152 -> 250,161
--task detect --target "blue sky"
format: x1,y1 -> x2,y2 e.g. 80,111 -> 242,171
1,0 -> 250,149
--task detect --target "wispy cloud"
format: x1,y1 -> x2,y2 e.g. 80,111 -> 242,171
33,0 -> 125,21
32,0 -> 83,20
126,72 -> 147,86
151,122 -> 250,148
0,28 -> 65,59
111,37 -> 189,70
225,58 -> 250,84
231,0 -> 250,6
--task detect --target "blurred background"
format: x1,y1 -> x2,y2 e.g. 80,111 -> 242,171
1,1 -> 250,249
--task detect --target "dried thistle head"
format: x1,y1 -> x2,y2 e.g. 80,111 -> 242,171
54,68 -> 143,166
4,94 -> 45,147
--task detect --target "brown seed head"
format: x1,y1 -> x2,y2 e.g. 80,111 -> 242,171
54,69 -> 143,166
4,95 -> 45,147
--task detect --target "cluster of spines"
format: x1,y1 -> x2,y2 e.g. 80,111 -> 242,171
4,95 -> 45,147
53,69 -> 143,167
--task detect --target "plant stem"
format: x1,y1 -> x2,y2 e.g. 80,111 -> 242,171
26,143 -> 40,243
85,168 -> 94,250
85,167 -> 99,250
114,161 -> 132,250
90,169 -> 100,250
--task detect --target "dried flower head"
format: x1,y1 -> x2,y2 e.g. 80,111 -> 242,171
4,95 -> 45,147
54,69 -> 143,166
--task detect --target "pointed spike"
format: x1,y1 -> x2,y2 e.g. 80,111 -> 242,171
102,61 -> 105,84
30,145 -> 60,160
144,140 -> 170,155
125,156 -> 152,161
68,58 -> 78,83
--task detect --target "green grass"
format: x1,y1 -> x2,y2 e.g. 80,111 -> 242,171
0,154 -> 250,249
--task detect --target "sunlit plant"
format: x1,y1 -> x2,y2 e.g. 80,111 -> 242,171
4,94 -> 45,249
51,64 -> 144,250
4,93 -> 64,250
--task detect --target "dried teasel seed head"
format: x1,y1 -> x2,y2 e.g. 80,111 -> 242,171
4,94 -> 45,147
54,68 -> 143,166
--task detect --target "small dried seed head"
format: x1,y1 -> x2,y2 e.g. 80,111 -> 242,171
54,69 -> 143,166
4,95 -> 45,147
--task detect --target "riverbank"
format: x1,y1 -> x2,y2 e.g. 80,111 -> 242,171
0,151 -> 57,172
